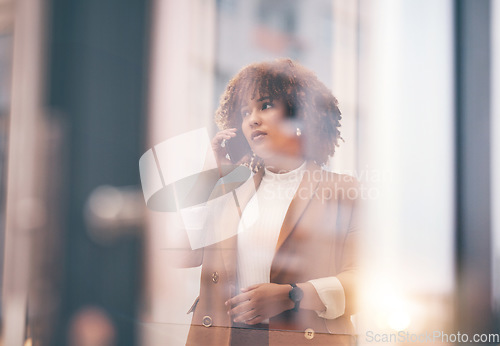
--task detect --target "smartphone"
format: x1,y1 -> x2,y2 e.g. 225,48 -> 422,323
225,131 -> 251,163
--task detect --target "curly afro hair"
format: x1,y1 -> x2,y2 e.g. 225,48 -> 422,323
215,58 -> 343,167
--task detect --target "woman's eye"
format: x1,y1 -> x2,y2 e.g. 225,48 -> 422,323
241,109 -> 250,118
262,102 -> 274,110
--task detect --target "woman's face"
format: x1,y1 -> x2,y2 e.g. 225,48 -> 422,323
240,93 -> 302,162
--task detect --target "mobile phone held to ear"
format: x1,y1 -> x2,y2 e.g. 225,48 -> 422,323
225,131 -> 251,164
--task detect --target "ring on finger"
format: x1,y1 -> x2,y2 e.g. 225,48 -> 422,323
221,139 -> 226,148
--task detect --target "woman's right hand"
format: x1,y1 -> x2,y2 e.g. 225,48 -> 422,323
211,128 -> 237,167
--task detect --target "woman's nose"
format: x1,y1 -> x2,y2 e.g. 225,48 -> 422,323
247,109 -> 261,126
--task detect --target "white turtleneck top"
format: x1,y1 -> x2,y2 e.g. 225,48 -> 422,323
237,161 -> 307,290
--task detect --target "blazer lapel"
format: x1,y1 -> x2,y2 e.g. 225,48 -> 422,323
274,161 -> 321,252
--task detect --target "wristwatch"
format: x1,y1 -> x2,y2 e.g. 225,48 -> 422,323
288,283 -> 304,312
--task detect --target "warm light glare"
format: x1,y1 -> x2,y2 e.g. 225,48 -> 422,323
362,281 -> 413,331
387,310 -> 411,331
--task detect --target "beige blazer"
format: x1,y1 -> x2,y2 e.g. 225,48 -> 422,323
181,161 -> 360,345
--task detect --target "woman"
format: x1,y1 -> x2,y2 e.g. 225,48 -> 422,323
183,59 -> 360,345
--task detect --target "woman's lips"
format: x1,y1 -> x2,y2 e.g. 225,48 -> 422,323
251,131 -> 267,141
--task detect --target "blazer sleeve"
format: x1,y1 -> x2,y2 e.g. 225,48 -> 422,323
170,227 -> 204,268
335,176 -> 361,316
169,183 -> 242,268
167,206 -> 205,268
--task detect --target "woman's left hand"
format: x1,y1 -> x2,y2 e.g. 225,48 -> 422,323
225,283 -> 294,325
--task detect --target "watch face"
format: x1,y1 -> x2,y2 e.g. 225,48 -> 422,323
290,287 -> 304,302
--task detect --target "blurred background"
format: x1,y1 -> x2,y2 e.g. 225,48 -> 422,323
0,0 -> 499,345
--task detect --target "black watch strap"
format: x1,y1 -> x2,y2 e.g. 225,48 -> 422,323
289,283 -> 304,312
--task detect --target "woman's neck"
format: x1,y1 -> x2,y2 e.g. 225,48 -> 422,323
263,156 -> 305,174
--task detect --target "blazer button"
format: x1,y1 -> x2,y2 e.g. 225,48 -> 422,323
304,328 -> 315,340
211,271 -> 219,283
202,315 -> 213,327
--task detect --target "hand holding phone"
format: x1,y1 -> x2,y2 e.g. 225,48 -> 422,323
211,128 -> 236,167
211,128 -> 251,166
